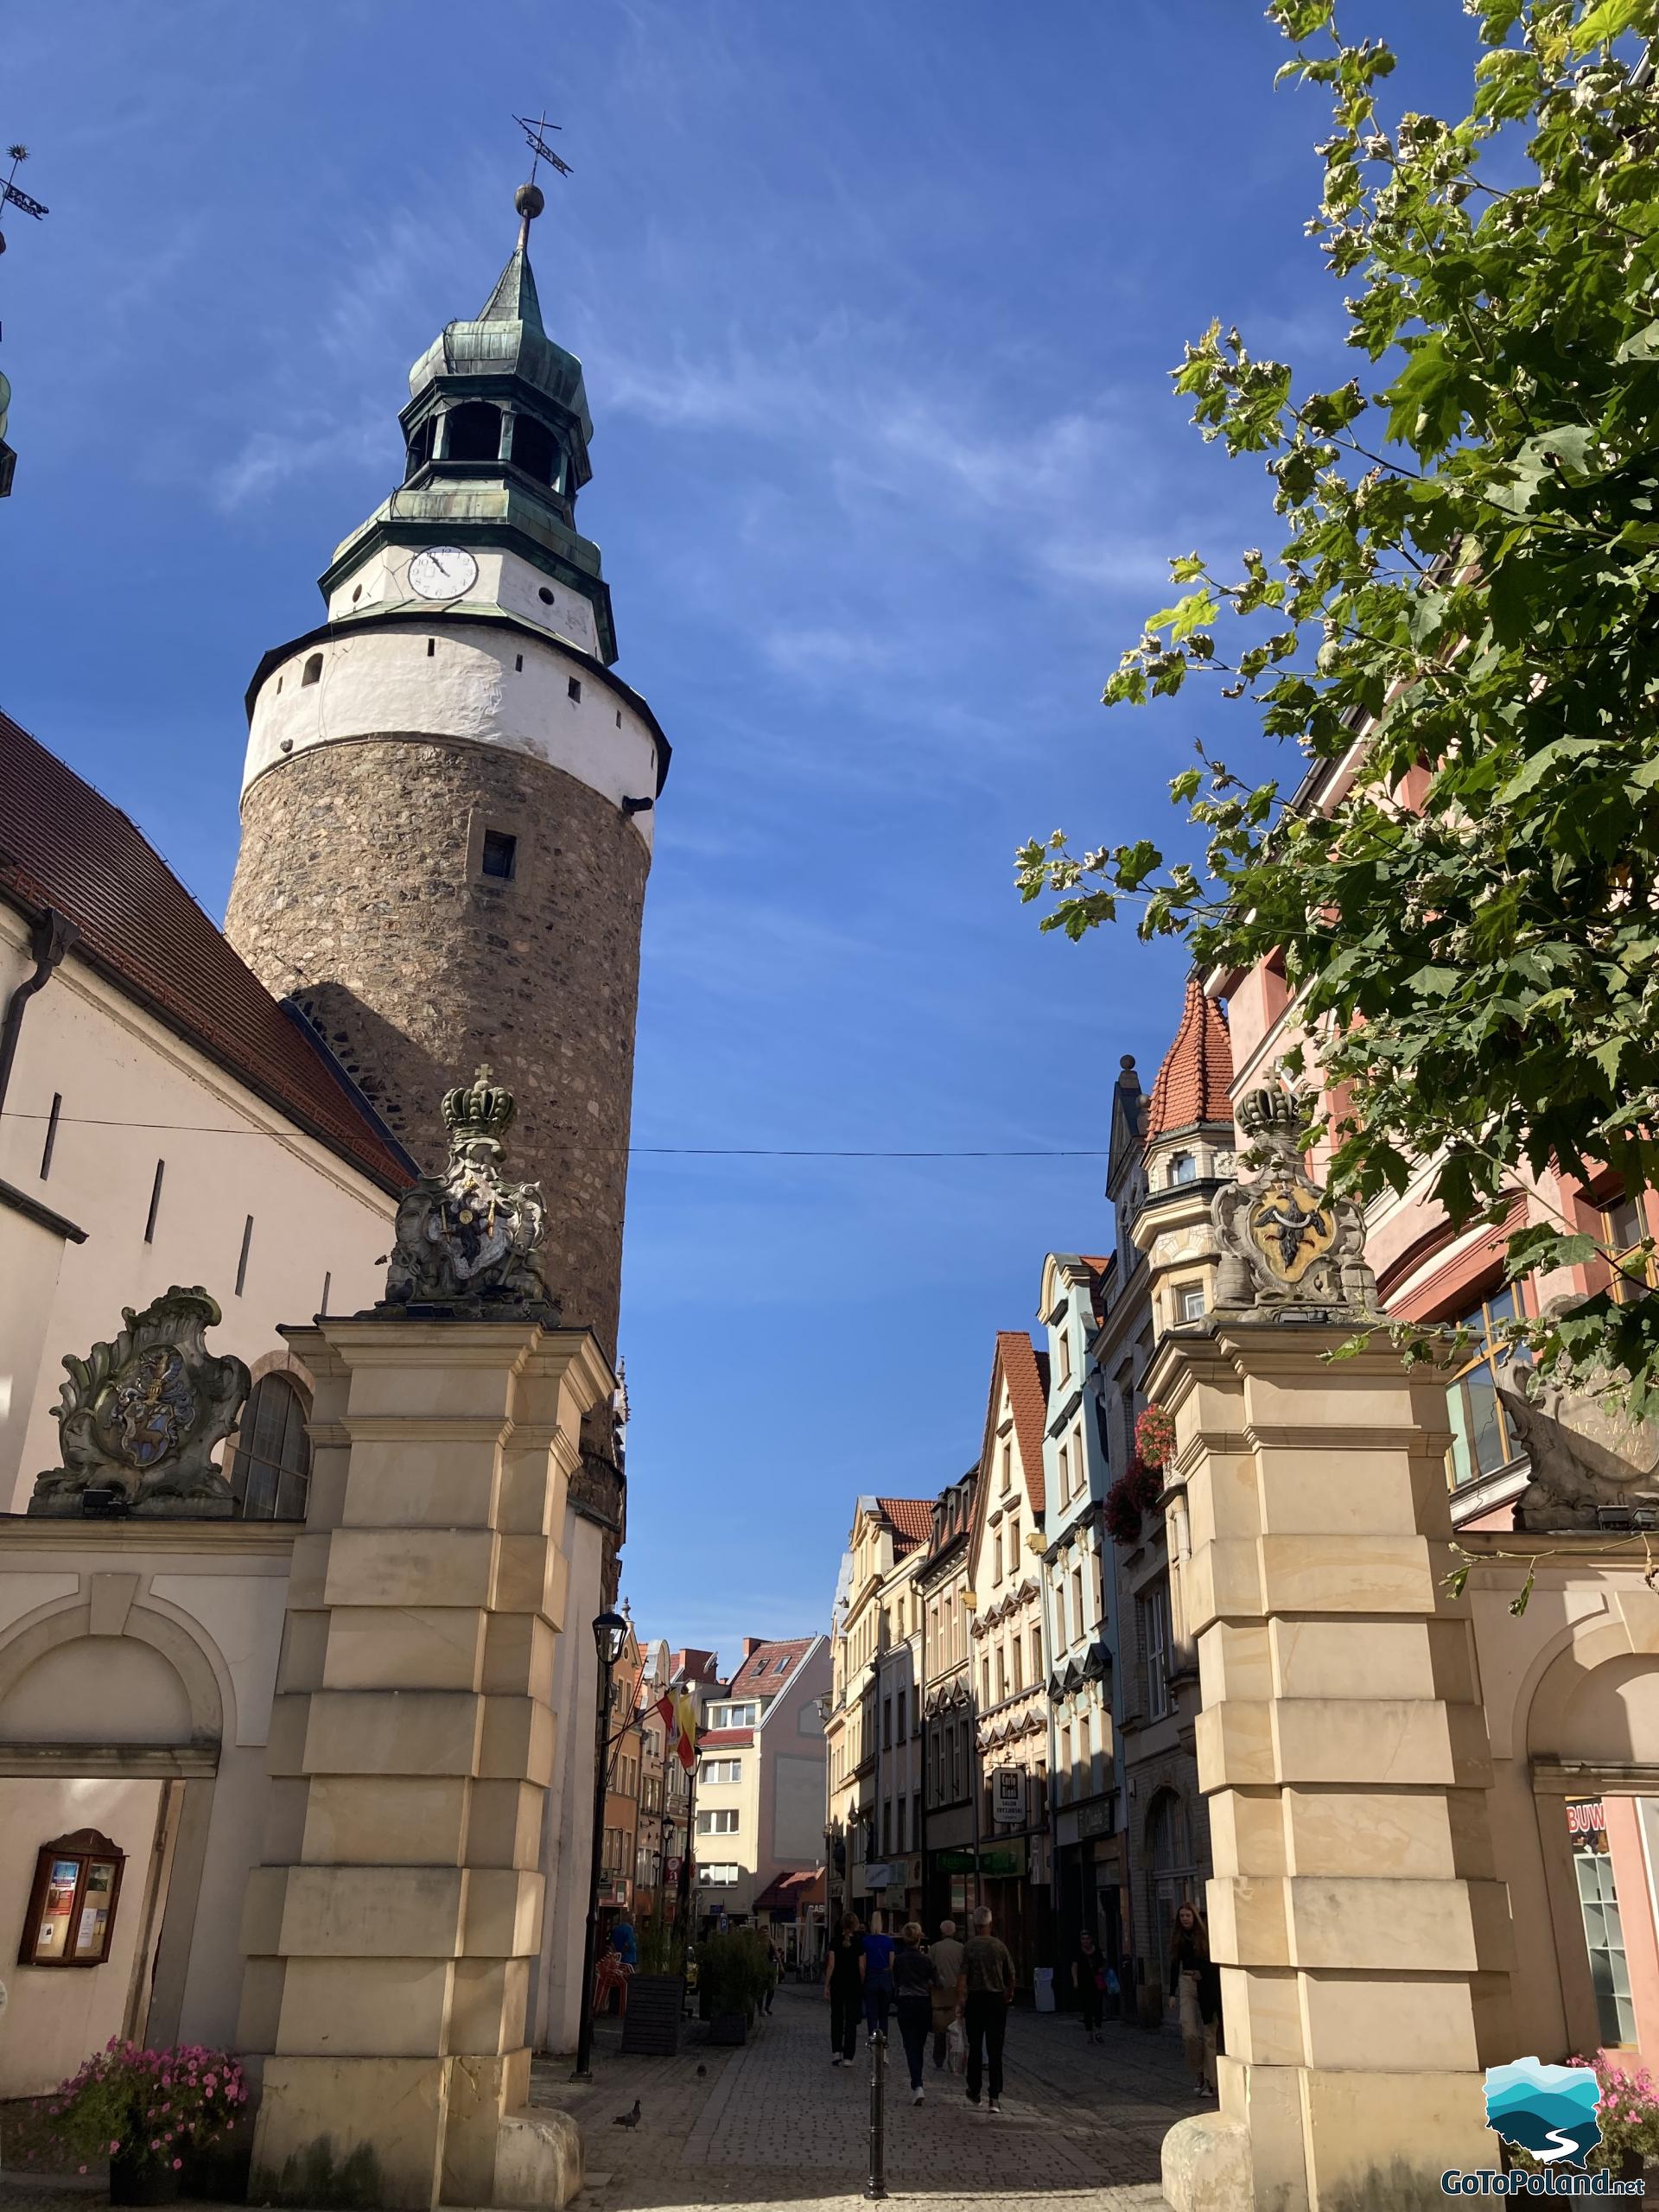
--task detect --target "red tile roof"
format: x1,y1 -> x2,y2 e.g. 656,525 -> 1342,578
875,1497 -> 934,1554
728,1637 -> 815,1697
996,1332 -> 1052,1516
671,1649 -> 721,1684
1146,977 -> 1233,1139
699,1728 -> 754,1749
0,711 -> 412,1195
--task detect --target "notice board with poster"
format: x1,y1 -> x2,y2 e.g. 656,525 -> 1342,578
17,1830 -> 125,1968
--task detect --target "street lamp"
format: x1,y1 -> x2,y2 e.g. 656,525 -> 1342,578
572,1607 -> 630,2082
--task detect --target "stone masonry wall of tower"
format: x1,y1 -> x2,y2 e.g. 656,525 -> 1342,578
226,734 -> 647,1357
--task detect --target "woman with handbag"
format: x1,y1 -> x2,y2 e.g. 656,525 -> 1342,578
1167,1900 -> 1218,2096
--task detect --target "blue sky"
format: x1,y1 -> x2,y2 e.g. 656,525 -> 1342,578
3,0 -> 1475,1669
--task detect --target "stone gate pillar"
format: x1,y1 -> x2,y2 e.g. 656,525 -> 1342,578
238,1071 -> 611,2209
1159,1086 -> 1515,2212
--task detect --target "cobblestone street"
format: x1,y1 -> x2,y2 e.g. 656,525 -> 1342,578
533,1986 -> 1185,2212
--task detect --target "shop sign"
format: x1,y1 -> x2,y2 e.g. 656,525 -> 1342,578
981,1839 -> 1027,1880
1077,1800 -> 1112,1840
1567,1799 -> 1610,1853
992,1767 -> 1025,1827
866,1863 -> 894,1889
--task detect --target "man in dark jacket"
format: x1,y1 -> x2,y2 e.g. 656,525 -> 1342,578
955,1906 -> 1016,2112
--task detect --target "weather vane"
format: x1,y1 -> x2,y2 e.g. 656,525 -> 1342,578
509,113 -> 569,251
514,111 -> 572,185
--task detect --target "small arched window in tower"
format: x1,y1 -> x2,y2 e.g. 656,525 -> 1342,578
1168,1152 -> 1197,1187
301,653 -> 323,687
230,1372 -> 312,1522
445,401 -> 501,464
510,413 -> 560,487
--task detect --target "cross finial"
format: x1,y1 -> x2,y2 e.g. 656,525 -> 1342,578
512,111 -> 571,251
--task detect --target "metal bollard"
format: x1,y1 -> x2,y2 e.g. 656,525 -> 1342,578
867,2024 -> 888,2200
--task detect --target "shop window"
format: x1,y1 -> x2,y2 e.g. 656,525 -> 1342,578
230,1371 -> 312,1521
19,1831 -> 126,1967
1603,1193 -> 1656,1305
1567,1800 -> 1637,2044
1146,1789 -> 1197,1978
1445,1287 -> 1525,1489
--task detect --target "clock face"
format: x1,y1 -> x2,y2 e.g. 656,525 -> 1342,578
407,545 -> 479,601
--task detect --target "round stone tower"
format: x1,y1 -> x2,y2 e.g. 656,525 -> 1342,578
225,194 -> 668,1357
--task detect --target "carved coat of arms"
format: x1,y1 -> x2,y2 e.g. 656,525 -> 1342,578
1212,1083 -> 1380,1319
29,1287 -> 250,1518
382,1065 -> 556,1315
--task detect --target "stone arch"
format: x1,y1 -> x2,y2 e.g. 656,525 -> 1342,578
1525,1599 -> 1659,1764
0,1586 -> 228,1753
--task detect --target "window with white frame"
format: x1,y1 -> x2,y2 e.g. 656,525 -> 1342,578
1179,1284 -> 1206,1322
700,1758 -> 742,1783
699,1864 -> 740,1886
710,1702 -> 759,1728
697,1808 -> 740,1834
1168,1152 -> 1197,1186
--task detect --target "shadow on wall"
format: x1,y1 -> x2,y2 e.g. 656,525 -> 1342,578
289,983 -> 446,1160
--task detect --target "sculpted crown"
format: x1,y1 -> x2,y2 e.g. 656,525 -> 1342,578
442,1064 -> 516,1153
1236,1084 -> 1304,1153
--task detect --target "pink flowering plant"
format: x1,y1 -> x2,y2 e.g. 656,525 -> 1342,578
1135,1404 -> 1177,1473
1577,2052 -> 1659,2171
1503,2053 -> 1659,2177
36,2038 -> 246,2176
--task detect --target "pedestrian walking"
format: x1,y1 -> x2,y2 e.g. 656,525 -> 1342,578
891,1922 -> 941,2104
1074,1928 -> 1104,2042
764,1938 -> 784,2014
861,1907 -> 896,2041
928,1918 -> 965,2069
823,1913 -> 866,2066
956,1904 -> 1015,2113
1168,1900 -> 1218,2097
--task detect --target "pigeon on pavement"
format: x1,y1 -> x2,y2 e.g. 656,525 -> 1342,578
613,2100 -> 641,2129
696,2063 -> 707,2078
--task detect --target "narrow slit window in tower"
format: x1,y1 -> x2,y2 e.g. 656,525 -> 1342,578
515,654 -> 524,672
302,653 -> 322,687
39,1093 -> 61,1180
567,677 -> 582,703
480,830 -> 518,881
427,638 -> 435,658
144,1160 -> 165,1244
235,1214 -> 255,1298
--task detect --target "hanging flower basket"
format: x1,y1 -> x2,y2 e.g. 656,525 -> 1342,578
1135,1403 -> 1177,1472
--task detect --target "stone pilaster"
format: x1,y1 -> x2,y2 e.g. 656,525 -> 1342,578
239,1317 -> 609,2209
1156,1323 -> 1515,2212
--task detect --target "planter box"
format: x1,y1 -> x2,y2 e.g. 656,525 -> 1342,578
620,1974 -> 683,2056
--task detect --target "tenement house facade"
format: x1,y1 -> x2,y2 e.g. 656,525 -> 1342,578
964,1331 -> 1052,1992
1037,1250 -> 1122,1980
918,1470 -> 978,1927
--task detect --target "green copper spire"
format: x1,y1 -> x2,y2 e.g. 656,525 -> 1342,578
477,243 -> 544,334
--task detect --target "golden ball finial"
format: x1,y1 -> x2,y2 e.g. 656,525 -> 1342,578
514,181 -> 545,221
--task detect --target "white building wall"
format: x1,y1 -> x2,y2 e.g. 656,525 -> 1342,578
0,912 -> 396,1516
